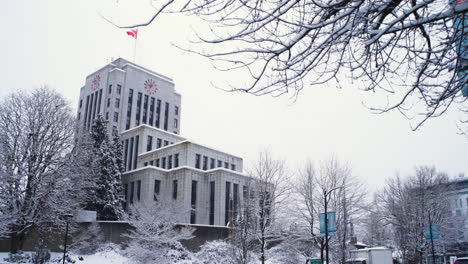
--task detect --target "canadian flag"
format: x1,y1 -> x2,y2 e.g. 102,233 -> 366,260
126,29 -> 138,39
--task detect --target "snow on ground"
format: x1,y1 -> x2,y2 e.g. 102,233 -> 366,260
0,249 -> 130,264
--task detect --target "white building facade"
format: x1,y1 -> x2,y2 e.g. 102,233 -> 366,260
77,58 -> 252,226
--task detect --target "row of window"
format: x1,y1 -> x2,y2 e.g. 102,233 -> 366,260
81,89 -> 103,130
123,180 -> 141,208
125,179 -> 254,226
146,135 -> 173,151
123,136 -> 139,172
195,154 -> 236,171
454,198 -> 468,209
125,89 -> 179,132
108,84 -> 122,96
79,84 -> 123,130
143,153 -> 180,169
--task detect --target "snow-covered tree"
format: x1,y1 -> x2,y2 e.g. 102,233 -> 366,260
124,199 -> 194,264
0,87 -> 76,252
376,167 -> 454,264
77,115 -> 124,220
107,0 -> 468,129
289,158 -> 366,264
239,150 -> 291,264
361,196 -> 393,248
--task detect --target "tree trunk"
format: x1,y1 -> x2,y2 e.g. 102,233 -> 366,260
10,231 -> 26,253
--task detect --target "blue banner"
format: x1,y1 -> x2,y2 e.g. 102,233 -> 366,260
320,212 -> 336,237
425,225 -> 440,241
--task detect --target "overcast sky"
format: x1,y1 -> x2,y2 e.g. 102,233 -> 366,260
1,0 -> 467,192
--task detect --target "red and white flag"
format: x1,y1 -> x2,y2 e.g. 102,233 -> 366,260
126,29 -> 138,39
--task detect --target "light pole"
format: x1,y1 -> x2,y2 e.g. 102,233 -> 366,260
323,185 -> 345,264
61,214 -> 73,264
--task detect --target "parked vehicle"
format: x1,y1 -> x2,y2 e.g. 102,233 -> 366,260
345,247 -> 392,264
455,257 -> 468,264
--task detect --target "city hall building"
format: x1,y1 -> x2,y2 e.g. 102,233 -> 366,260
76,58 -> 250,226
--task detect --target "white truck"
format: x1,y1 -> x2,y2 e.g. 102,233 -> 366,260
345,247 -> 393,264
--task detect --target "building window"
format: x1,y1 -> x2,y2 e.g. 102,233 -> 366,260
97,89 -> 102,115
164,140 -> 169,146
92,91 -> 98,122
117,84 -> 122,95
156,138 -> 162,148
77,112 -> 81,121
175,106 -> 179,116
195,154 -> 201,169
156,158 -> 160,167
224,162 -> 229,169
174,118 -> 178,128
162,157 -> 166,169
149,160 -> 154,166
128,137 -> 134,171
144,162 -> 148,167
225,181 -> 231,225
115,98 -> 120,108
149,97 -> 155,126
233,183 -> 239,217
168,155 -> 173,169
79,99 -> 83,109
84,95 -> 90,128
154,180 -> 161,201
164,102 -> 169,131
142,95 -> 148,124
147,136 -> 153,151
108,84 -> 112,94
217,160 -> 222,168
124,183 -> 128,210
130,182 -> 135,204
155,99 -> 161,128
174,154 -> 179,168
126,89 -> 133,130
113,112 -> 118,122
135,92 -> 142,126
105,111 -> 109,120
173,180 -> 178,200
123,139 -> 129,171
203,156 -> 208,170
191,180 -> 197,224
209,181 -> 215,225
107,97 -> 111,108
210,158 -> 215,169
137,180 -> 141,201
133,136 -> 139,170
231,164 -> 236,171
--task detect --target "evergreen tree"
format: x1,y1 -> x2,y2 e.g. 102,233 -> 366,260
87,115 -> 124,220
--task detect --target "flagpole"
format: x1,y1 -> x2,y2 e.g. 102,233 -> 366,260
133,37 -> 137,63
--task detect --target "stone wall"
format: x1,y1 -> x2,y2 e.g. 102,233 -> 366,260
0,222 -> 229,253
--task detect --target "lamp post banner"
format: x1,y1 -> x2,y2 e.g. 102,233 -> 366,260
425,225 -> 440,242
320,212 -> 336,237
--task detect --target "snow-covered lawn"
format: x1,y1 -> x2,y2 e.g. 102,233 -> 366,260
0,249 -> 130,264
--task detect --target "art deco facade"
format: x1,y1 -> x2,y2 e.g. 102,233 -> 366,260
77,58 -> 250,226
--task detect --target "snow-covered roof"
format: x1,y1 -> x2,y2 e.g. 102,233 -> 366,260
123,165 -> 248,178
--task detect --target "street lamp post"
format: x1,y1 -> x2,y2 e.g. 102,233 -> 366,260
61,214 -> 73,264
323,185 -> 345,264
